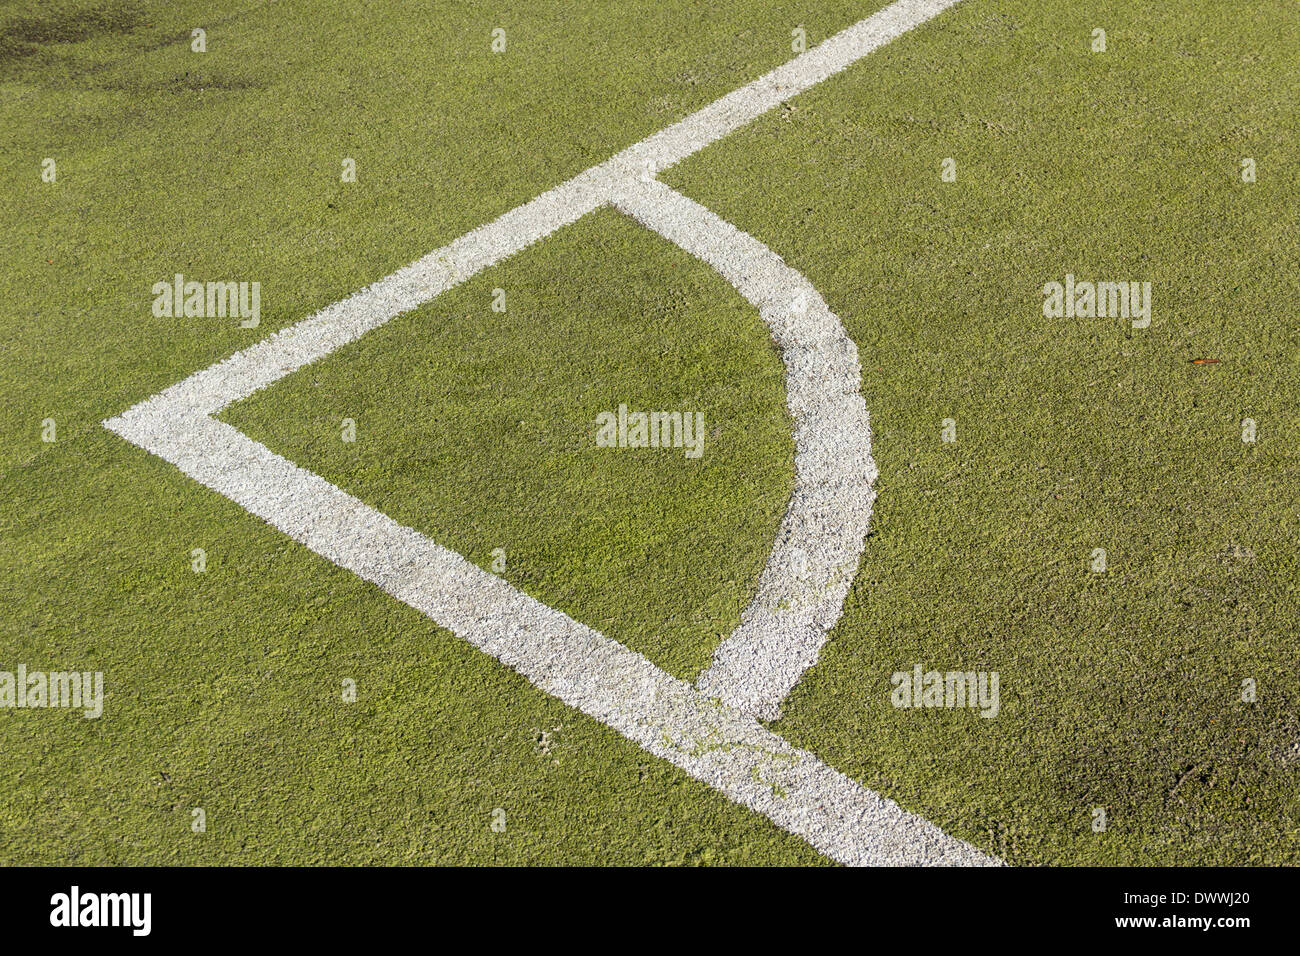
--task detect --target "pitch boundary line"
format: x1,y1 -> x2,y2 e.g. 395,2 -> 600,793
105,0 -> 990,864
611,177 -> 877,719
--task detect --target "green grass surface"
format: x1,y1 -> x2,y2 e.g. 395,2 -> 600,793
0,0 -> 866,866
666,0 -> 1300,863
2,0 -> 1297,865
221,208 -> 793,681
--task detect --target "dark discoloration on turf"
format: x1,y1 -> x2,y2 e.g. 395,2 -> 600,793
0,2 -> 140,65
97,71 -> 264,94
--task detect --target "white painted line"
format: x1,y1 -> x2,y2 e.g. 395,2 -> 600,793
106,403 -> 990,865
140,0 -> 966,421
611,178 -> 876,719
613,0 -> 968,177
105,0 -> 991,864
146,168 -> 613,417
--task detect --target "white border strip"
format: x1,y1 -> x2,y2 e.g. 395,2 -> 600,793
105,0 -> 991,865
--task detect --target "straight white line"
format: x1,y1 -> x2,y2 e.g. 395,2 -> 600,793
615,0 -> 966,177
145,0 -> 966,420
104,0 -> 989,864
148,169 -> 612,417
106,401 -> 991,866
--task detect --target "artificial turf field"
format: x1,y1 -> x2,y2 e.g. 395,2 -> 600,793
1,0 -> 1297,865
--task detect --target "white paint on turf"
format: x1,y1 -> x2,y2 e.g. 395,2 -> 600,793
105,0 -> 989,864
105,404 -> 988,865
611,178 -> 876,719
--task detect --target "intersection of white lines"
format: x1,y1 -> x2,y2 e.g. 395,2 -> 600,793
105,0 -> 997,865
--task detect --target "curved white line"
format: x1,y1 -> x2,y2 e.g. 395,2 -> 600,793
611,179 -> 876,719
